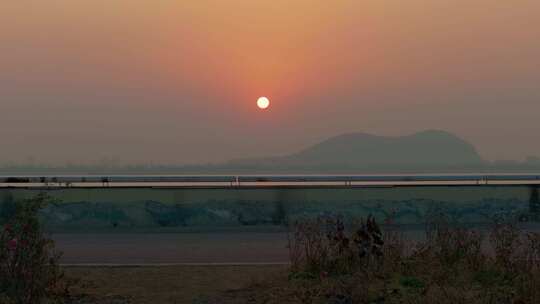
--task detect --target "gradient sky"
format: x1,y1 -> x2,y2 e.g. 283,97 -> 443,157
1,1 -> 540,165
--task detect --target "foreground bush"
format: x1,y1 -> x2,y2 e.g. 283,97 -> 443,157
231,216 -> 540,304
0,193 -> 67,304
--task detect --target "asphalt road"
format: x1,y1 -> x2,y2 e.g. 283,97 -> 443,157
53,232 -> 290,265
53,223 -> 540,265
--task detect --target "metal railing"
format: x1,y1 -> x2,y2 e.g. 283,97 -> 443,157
1,174 -> 540,188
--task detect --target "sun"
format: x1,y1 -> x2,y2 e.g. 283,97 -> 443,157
257,97 -> 270,109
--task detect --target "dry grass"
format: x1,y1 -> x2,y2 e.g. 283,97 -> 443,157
64,265 -> 285,304
212,216 -> 540,304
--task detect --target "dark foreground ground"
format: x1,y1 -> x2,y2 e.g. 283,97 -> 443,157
66,265 -> 285,304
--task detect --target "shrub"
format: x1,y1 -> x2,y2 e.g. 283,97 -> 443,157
0,193 -> 67,304
279,216 -> 540,304
288,215 -> 384,277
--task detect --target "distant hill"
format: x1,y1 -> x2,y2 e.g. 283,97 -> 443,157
223,130 -> 485,172
8,129 -> 539,174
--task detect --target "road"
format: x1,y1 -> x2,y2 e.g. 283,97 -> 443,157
53,232 -> 290,265
53,223 -> 540,265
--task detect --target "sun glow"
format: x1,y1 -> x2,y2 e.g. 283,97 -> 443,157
257,97 -> 270,109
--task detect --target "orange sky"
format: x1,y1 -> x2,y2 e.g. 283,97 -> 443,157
1,1 -> 540,164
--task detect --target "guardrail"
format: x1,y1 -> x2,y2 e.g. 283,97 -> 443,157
1,174 -> 540,188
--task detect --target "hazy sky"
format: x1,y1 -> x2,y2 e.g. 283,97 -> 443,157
1,1 -> 540,165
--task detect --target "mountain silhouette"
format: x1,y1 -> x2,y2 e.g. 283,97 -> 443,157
225,130 -> 484,172
0,130 -> 489,174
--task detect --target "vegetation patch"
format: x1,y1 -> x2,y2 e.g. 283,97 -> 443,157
211,215 -> 540,304
0,194 -> 69,304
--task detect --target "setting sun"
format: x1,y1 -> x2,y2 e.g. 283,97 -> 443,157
257,97 -> 270,109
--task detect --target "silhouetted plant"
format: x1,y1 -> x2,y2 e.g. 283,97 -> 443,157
0,193 -> 68,304
275,216 -> 540,304
490,222 -> 521,272
288,215 -> 386,278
